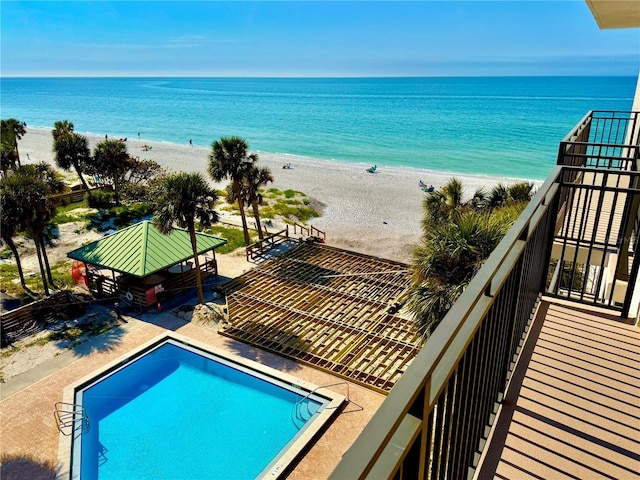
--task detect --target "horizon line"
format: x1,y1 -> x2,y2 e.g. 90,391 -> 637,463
2,73 -> 636,79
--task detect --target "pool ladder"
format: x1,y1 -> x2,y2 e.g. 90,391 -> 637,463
291,381 -> 353,429
54,402 -> 90,437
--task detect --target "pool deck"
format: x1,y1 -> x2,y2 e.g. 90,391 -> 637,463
0,307 -> 385,479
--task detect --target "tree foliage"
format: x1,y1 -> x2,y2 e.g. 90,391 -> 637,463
208,136 -> 257,246
153,172 -> 219,304
1,118 -> 27,169
92,139 -> 131,205
0,163 -> 64,295
409,178 -> 535,339
245,165 -> 273,239
53,131 -> 91,189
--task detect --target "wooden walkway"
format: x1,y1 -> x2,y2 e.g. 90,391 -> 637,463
219,242 -> 421,393
476,299 -> 640,480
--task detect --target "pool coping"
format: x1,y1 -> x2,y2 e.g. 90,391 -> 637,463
56,331 -> 346,480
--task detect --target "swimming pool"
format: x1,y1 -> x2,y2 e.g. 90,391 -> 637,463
60,334 -> 344,480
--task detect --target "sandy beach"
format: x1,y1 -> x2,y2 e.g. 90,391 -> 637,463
18,127 -> 542,263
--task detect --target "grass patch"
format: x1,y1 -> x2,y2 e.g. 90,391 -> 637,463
49,261 -> 75,290
86,202 -> 154,231
204,225 -> 257,253
0,264 -> 22,295
24,336 -> 52,348
0,260 -> 77,296
49,320 -> 116,345
0,246 -> 12,260
51,199 -> 92,225
271,203 -> 320,223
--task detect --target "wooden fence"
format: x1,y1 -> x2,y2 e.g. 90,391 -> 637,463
245,228 -> 291,260
1,291 -> 86,347
50,186 -> 113,207
291,222 -> 326,241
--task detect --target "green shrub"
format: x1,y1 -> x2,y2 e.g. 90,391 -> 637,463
283,189 -> 296,198
271,203 -> 320,223
88,190 -> 115,208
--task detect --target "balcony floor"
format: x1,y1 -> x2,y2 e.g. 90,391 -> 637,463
476,299 -> 640,480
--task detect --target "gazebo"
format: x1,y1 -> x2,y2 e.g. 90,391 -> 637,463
67,220 -> 227,309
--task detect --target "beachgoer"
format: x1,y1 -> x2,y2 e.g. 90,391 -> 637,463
138,132 -> 140,139
26,153 -> 30,161
105,134 -> 108,140
189,139 -> 193,147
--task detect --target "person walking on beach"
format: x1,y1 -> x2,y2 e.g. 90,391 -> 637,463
138,132 -> 140,139
189,139 -> 193,147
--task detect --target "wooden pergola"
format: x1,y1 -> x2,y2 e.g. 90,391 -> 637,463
67,221 -> 227,309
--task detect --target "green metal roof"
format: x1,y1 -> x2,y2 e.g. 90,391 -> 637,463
67,220 -> 227,277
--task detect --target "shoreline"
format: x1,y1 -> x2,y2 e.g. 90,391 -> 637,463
18,127 -> 543,262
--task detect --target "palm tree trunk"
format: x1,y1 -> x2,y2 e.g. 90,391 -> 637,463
113,167 -> 120,205
75,164 -> 89,190
14,139 -> 21,167
4,237 -> 28,290
188,226 -> 204,304
40,236 -> 55,285
33,236 -> 49,296
234,180 -> 250,245
252,201 -> 264,239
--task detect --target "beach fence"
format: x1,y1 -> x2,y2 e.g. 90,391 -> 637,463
50,186 -> 113,207
245,227 -> 291,261
245,223 -> 327,261
291,222 -> 326,241
0,291 -> 86,347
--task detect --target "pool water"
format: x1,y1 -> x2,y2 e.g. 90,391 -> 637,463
75,342 -> 325,480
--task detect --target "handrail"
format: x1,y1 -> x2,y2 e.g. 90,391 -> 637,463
331,160 -> 640,478
291,381 -> 363,429
54,401 -> 89,437
330,167 -> 562,479
245,228 -> 289,260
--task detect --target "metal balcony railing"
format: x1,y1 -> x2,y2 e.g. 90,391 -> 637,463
330,111 -> 640,480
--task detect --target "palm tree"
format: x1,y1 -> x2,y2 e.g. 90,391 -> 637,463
0,142 -> 19,175
0,183 -> 29,291
1,163 -> 63,295
244,165 -> 273,239
423,178 -> 468,227
485,182 -> 535,211
408,211 -> 513,339
411,177 -> 532,339
52,120 -> 74,142
53,132 -> 91,190
93,139 -> 130,205
208,137 -> 257,246
153,172 -> 219,304
1,118 -> 27,167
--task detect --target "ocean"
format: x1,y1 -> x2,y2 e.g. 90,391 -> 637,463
1,76 -> 635,180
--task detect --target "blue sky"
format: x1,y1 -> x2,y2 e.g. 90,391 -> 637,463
2,1 -> 638,77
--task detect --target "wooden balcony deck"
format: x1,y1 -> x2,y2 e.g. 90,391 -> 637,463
476,299 -> 640,480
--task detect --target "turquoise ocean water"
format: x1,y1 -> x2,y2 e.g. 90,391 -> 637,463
1,76 -> 635,180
